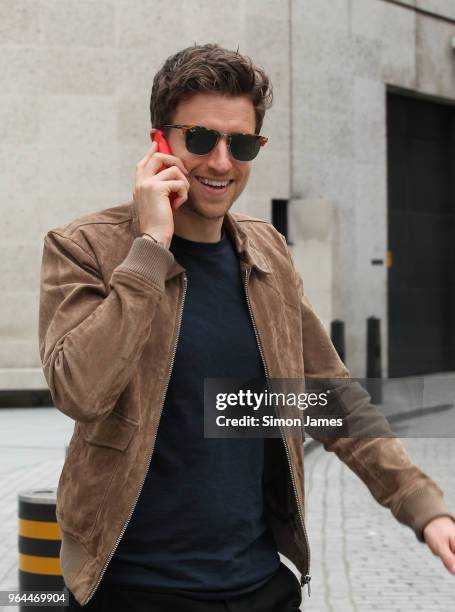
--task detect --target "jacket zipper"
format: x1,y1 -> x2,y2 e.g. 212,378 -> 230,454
83,273 -> 188,605
242,265 -> 311,597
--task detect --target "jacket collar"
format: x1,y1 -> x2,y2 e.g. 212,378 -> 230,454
223,211 -> 271,275
130,202 -> 271,279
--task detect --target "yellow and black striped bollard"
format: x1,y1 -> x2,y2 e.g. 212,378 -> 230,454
18,489 -> 66,611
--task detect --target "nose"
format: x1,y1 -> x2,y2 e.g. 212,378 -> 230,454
206,136 -> 233,174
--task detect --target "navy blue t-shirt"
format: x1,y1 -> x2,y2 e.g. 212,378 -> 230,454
103,224 -> 280,598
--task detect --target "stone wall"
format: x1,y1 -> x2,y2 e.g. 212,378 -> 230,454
1,0 -> 454,387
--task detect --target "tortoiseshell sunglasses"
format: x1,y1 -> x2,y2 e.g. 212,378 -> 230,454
161,124 -> 268,162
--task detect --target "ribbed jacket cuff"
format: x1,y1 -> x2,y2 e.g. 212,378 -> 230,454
396,486 -> 455,542
116,237 -> 175,291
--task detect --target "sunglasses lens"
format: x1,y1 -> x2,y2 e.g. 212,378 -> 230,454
230,135 -> 261,161
184,127 -> 262,161
186,127 -> 218,155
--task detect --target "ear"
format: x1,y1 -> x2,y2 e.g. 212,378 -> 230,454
150,128 -> 156,141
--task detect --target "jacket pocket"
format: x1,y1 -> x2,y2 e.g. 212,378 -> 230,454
56,412 -> 138,543
84,410 -> 138,451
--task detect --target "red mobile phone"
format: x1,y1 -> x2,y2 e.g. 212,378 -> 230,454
153,129 -> 173,155
152,130 -> 177,204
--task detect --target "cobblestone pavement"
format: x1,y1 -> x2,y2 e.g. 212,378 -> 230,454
300,435 -> 455,612
1,405 -> 454,611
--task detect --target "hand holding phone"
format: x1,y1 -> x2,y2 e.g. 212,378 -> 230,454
133,131 -> 190,245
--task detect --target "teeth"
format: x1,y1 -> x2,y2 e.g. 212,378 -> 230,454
197,177 -> 230,187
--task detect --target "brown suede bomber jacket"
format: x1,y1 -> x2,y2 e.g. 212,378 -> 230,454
38,201 -> 454,606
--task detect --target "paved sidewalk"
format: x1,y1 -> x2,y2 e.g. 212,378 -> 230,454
301,435 -> 455,612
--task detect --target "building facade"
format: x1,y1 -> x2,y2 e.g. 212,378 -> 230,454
1,0 -> 454,392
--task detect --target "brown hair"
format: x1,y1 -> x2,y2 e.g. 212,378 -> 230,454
150,43 -> 273,138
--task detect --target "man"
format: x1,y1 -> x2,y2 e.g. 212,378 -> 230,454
39,43 -> 455,611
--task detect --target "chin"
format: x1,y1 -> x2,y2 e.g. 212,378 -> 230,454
186,197 -> 233,219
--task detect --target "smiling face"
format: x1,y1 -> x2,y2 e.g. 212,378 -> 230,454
162,92 -> 257,221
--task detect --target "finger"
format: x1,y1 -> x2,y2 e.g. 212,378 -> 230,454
450,534 -> 455,555
171,194 -> 188,211
154,165 -> 190,189
438,543 -> 455,574
145,152 -> 189,177
163,179 -> 189,203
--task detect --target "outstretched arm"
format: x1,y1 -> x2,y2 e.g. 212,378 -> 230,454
279,234 -> 455,574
